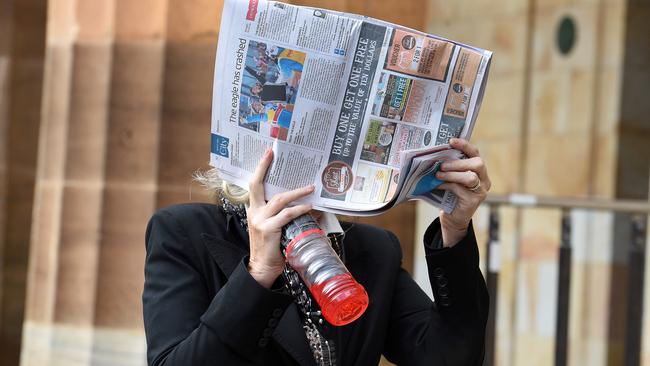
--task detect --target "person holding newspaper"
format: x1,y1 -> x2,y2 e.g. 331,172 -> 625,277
143,137 -> 490,366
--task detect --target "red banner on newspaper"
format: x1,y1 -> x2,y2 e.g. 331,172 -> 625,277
246,0 -> 259,20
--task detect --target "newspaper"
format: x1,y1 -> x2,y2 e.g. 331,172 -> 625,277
209,0 -> 492,215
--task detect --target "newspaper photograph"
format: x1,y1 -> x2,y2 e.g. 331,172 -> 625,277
209,0 -> 492,215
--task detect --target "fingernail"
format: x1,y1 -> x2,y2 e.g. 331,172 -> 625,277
436,172 -> 444,178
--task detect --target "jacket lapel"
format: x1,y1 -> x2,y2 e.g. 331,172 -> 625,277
273,303 -> 317,366
200,214 -> 315,366
200,210 -> 250,278
200,232 -> 247,278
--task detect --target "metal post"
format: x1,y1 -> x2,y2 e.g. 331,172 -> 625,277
624,215 -> 647,366
555,210 -> 572,366
484,205 -> 499,366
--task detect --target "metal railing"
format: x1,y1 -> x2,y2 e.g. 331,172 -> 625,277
482,193 -> 650,366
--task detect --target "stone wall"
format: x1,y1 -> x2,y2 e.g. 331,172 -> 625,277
415,0 -> 650,365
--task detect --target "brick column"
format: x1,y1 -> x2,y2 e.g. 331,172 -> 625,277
91,0 -> 167,362
20,0 -> 167,365
0,1 -> 46,365
0,1 -> 12,361
21,0 -> 220,364
21,0 -> 113,364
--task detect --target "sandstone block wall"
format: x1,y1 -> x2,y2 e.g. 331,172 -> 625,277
414,0 -> 650,366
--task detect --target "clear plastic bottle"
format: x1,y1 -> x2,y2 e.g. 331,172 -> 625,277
282,214 -> 369,326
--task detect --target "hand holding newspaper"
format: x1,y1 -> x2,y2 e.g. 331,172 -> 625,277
210,0 -> 492,215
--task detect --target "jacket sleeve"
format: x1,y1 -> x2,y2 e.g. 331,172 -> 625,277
382,218 -> 489,366
143,210 -> 293,366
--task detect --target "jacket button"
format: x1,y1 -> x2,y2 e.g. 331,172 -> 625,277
436,276 -> 448,287
439,297 -> 452,307
433,267 -> 445,278
258,338 -> 269,347
268,318 -> 279,327
272,308 -> 283,318
263,327 -> 273,337
438,287 -> 449,297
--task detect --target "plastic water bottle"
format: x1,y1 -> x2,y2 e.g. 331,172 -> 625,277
282,214 -> 368,326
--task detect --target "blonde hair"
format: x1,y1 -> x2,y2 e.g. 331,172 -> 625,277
193,168 -> 249,205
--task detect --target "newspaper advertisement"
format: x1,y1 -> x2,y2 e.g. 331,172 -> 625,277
210,0 -> 492,214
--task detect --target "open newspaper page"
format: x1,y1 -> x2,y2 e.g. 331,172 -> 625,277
397,148 -> 465,212
209,0 -> 492,214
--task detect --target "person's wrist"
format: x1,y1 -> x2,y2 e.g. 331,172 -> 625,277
248,257 -> 285,288
440,215 -> 469,248
441,227 -> 467,247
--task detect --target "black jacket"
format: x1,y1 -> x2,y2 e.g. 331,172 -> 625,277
143,203 -> 488,366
